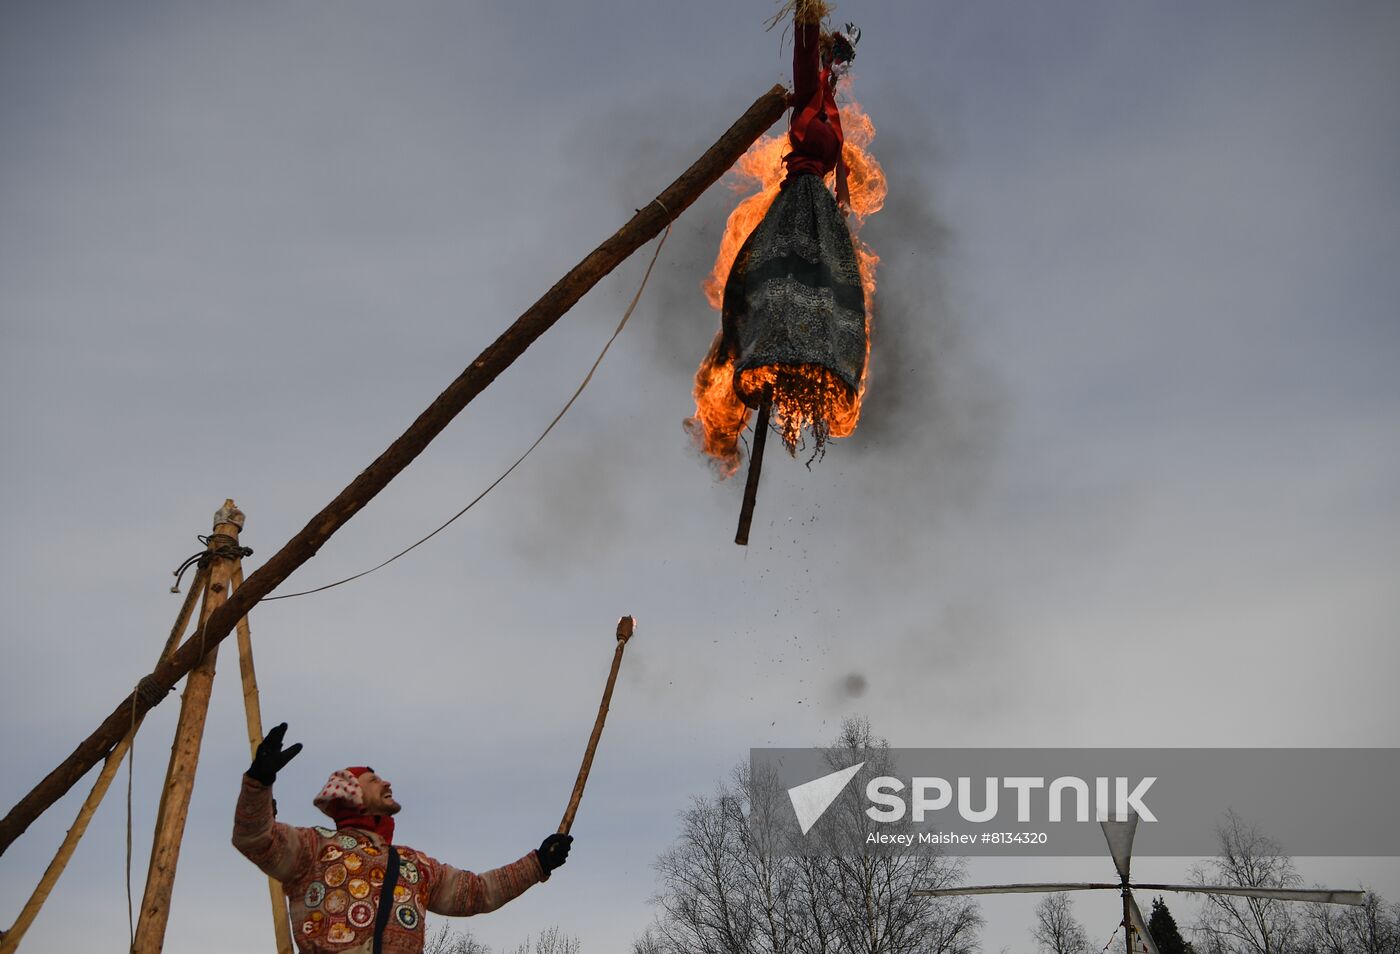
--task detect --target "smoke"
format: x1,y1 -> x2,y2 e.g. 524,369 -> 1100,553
494,86 -> 765,566
845,97 -> 1005,513
507,431 -> 630,568
498,82 -> 1004,571
611,102 -> 754,381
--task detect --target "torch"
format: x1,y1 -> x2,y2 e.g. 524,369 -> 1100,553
559,615 -> 635,834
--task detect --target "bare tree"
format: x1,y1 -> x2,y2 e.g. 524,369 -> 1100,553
648,785 -> 762,954
632,926 -> 666,954
1031,892 -> 1090,954
639,717 -> 983,954
507,926 -> 583,954
1299,889 -> 1400,954
425,922 -> 580,954
799,719 -> 981,954
425,923 -> 492,954
1189,809 -> 1303,954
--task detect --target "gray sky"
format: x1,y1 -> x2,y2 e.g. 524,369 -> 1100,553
2,2 -> 1398,951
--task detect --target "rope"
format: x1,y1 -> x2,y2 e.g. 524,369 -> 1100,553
133,676 -> 170,707
170,534 -> 254,594
172,535 -> 249,665
261,220 -> 673,602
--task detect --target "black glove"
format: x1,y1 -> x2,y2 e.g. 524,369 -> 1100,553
247,722 -> 302,786
537,833 -> 572,874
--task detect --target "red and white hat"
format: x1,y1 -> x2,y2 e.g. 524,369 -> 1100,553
313,766 -> 371,820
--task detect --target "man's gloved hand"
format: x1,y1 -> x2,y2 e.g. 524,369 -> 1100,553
537,833 -> 573,874
246,722 -> 302,786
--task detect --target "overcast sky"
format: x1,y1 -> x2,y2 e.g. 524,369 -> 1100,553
3,2 -> 1398,952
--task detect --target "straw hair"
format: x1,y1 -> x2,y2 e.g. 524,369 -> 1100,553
766,0 -> 833,31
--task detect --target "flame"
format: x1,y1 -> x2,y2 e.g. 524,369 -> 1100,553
686,96 -> 885,477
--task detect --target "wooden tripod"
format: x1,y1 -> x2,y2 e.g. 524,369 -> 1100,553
0,501 -> 293,954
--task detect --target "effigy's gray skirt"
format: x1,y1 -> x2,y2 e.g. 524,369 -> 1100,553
721,172 -> 866,407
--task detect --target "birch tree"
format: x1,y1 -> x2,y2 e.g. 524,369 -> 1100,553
1030,892 -> 1090,954
639,717 -> 982,954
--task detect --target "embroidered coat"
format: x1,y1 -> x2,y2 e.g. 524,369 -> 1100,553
233,777 -> 545,953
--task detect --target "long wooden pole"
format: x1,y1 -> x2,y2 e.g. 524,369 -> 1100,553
133,501 -> 245,953
734,391 -> 773,546
231,565 -> 295,954
559,616 -> 635,835
0,85 -> 788,856
1123,888 -> 1132,954
0,567 -> 208,953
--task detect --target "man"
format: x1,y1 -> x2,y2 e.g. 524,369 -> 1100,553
233,723 -> 571,953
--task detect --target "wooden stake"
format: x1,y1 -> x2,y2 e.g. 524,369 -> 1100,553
734,391 -> 773,546
0,567 -> 207,954
133,501 -> 245,954
559,617 -> 635,836
0,84 -> 789,855
231,565 -> 295,954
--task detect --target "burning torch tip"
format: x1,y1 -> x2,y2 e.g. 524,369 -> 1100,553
616,616 -> 636,641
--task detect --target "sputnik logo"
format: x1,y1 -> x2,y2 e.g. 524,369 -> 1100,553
787,762 -> 865,835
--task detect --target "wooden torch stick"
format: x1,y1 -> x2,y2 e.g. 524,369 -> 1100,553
559,616 -> 635,835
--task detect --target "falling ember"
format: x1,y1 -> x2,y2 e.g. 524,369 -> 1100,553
684,97 -> 886,478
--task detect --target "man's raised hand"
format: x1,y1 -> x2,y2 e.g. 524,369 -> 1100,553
246,722 -> 302,786
537,833 -> 572,874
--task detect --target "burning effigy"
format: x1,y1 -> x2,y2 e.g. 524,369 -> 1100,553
685,0 -> 885,544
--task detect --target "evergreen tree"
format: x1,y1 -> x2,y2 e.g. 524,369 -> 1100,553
1148,896 -> 1195,954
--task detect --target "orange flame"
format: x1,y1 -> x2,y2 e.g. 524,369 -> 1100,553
686,96 -> 885,477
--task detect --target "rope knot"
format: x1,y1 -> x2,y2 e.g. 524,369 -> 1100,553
170,534 -> 254,592
132,676 -> 170,708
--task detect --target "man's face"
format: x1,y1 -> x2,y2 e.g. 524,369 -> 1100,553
356,771 -> 402,816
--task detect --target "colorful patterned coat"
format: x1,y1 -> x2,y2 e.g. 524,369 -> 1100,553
233,777 -> 545,953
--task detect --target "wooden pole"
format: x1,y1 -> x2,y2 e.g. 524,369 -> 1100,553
559,616 -> 635,835
1123,889 -> 1132,954
734,391 -> 773,546
231,565 -> 295,954
0,567 -> 208,954
0,84 -> 789,856
132,501 -> 245,954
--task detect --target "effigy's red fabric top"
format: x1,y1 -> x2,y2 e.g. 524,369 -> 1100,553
783,21 -> 844,181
